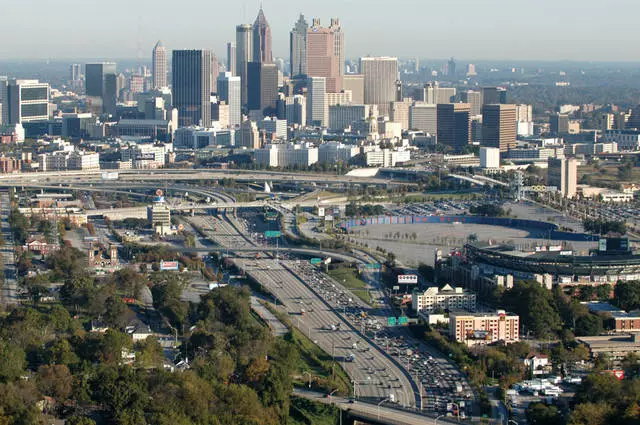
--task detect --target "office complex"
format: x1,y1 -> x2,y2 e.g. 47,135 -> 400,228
329,104 -> 370,131
290,14 -> 308,77
6,79 -> 50,125
481,104 -> 517,152
449,311 -> 520,346
548,157 -> 578,198
550,113 -> 570,135
307,76 -> 327,127
236,24 -> 253,106
360,57 -> 398,116
85,62 -> 117,116
306,19 -> 342,93
461,90 -> 482,116
247,62 -> 278,115
253,7 -> 272,64
152,41 -> 167,89
424,81 -> 455,104
437,103 -> 471,151
409,103 -> 437,134
172,50 -> 212,127
342,74 -> 364,104
330,19 -> 345,77
217,72 -> 242,129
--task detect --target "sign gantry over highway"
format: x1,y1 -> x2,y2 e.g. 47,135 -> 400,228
264,230 -> 282,238
310,258 -> 322,265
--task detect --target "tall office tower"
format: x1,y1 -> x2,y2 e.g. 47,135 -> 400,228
172,49 -> 212,127
210,54 -> 220,91
482,86 -> 503,105
481,104 -> 517,152
307,76 -> 327,127
70,64 -> 82,82
548,157 -> 577,198
217,72 -> 241,129
424,81 -> 455,104
227,43 -> 236,76
391,100 -> 411,130
253,7 -> 272,64
436,103 -> 471,151
236,24 -> 253,106
286,94 -> 306,126
550,113 -> 570,135
343,74 -> 364,104
152,41 -> 167,89
461,90 -> 482,116
247,62 -> 278,115
515,104 -> 533,122
410,103 -> 437,134
448,57 -> 456,78
329,18 -> 345,77
86,62 -> 117,116
6,79 -> 50,125
129,74 -> 144,94
290,14 -> 308,78
360,57 -> 398,117
306,19 -> 342,93
466,63 -> 477,77
0,77 -> 7,125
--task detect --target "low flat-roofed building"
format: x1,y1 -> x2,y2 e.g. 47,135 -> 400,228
577,334 -> 640,363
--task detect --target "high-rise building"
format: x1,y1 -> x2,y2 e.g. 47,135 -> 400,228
307,76 -> 327,127
461,90 -> 482,116
390,100 -> 411,130
6,79 -> 50,125
247,62 -> 278,115
236,120 -> 261,149
217,72 -> 241,129
227,42 -> 236,76
0,77 -> 7,125
290,14 -> 308,78
409,103 -> 437,134
516,104 -> 533,122
330,18 -> 345,77
152,41 -> 167,89
210,54 -> 220,91
466,64 -> 477,77
172,49 -> 212,127
236,24 -> 253,106
360,57 -> 398,117
437,103 -> 471,151
482,104 -> 517,152
286,95 -> 306,126
70,64 -> 82,83
342,74 -> 364,104
480,147 -> 501,169
253,7 -> 272,64
548,157 -> 577,198
482,87 -> 500,105
306,19 -> 342,93
447,57 -> 456,78
550,113 -> 570,135
424,81 -> 455,104
85,62 -> 117,116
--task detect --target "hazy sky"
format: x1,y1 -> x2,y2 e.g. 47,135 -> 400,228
1,0 -> 640,62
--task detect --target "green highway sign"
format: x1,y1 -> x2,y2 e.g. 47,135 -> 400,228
310,258 -> 322,265
264,230 -> 282,238
365,263 -> 381,270
398,316 -> 408,325
387,317 -> 397,326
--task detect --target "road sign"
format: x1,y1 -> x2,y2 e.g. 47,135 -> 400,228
398,316 -> 408,325
393,285 -> 400,291
264,230 -> 282,238
365,263 -> 381,270
310,258 -> 322,265
160,261 -> 179,271
398,274 -> 418,284
387,317 -> 397,326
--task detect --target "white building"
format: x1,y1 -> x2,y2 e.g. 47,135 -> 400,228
255,142 -> 319,168
217,72 -> 241,129
409,103 -> 437,134
360,57 -> 398,117
412,284 -> 477,314
307,77 -> 327,127
365,148 -> 410,167
68,152 -> 100,170
329,104 -> 370,131
479,147 -> 500,169
174,126 -> 234,149
318,141 -> 359,164
6,79 -> 50,124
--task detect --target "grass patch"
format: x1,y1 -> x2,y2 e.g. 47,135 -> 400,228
289,397 -> 341,425
327,267 -> 372,306
296,215 -> 308,225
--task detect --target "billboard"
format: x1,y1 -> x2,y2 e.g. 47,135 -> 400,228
398,275 -> 418,284
318,207 -> 325,217
160,261 -> 179,271
599,238 -> 607,252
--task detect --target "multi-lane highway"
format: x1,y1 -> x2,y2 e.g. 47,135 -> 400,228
0,192 -> 18,306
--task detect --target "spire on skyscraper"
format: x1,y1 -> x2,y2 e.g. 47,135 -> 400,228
252,5 -> 272,64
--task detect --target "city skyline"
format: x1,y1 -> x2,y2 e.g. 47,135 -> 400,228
1,0 -> 640,62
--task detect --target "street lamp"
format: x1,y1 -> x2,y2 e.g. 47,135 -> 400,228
377,398 -> 389,419
303,371 -> 312,388
434,414 -> 446,425
508,420 -> 519,425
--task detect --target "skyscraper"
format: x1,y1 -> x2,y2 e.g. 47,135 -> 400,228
253,7 -> 272,64
0,77 -> 7,125
360,57 -> 398,117
306,19 -> 342,93
172,50 -> 212,127
437,103 -> 471,151
290,14 -> 308,78
152,41 -> 167,89
227,42 -> 236,76
447,57 -> 456,78
210,54 -> 219,91
236,24 -> 253,106
6,79 -> 50,125
307,76 -> 327,127
481,104 -> 517,152
550,113 -> 570,135
330,18 -> 345,77
548,158 -> 577,198
247,62 -> 278,115
424,81 -> 455,104
461,90 -> 482,116
70,64 -> 82,83
217,72 -> 241,129
85,62 -> 117,116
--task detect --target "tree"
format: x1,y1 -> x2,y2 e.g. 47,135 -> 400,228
502,281 -> 562,338
103,295 -> 128,329
614,281 -> 640,311
66,416 -> 97,425
527,402 -> 564,425
135,337 -> 164,369
37,364 -> 73,400
0,341 -> 26,382
574,314 -> 603,336
569,403 -> 614,425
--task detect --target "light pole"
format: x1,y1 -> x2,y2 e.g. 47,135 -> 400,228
434,414 -> 446,425
303,371 -> 312,388
508,420 -> 519,425
377,398 -> 388,419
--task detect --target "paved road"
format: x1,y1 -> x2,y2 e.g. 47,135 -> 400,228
0,192 -> 18,306
250,296 -> 288,337
293,388 -> 460,425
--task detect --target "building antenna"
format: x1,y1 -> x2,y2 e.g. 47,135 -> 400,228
137,15 -> 143,73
